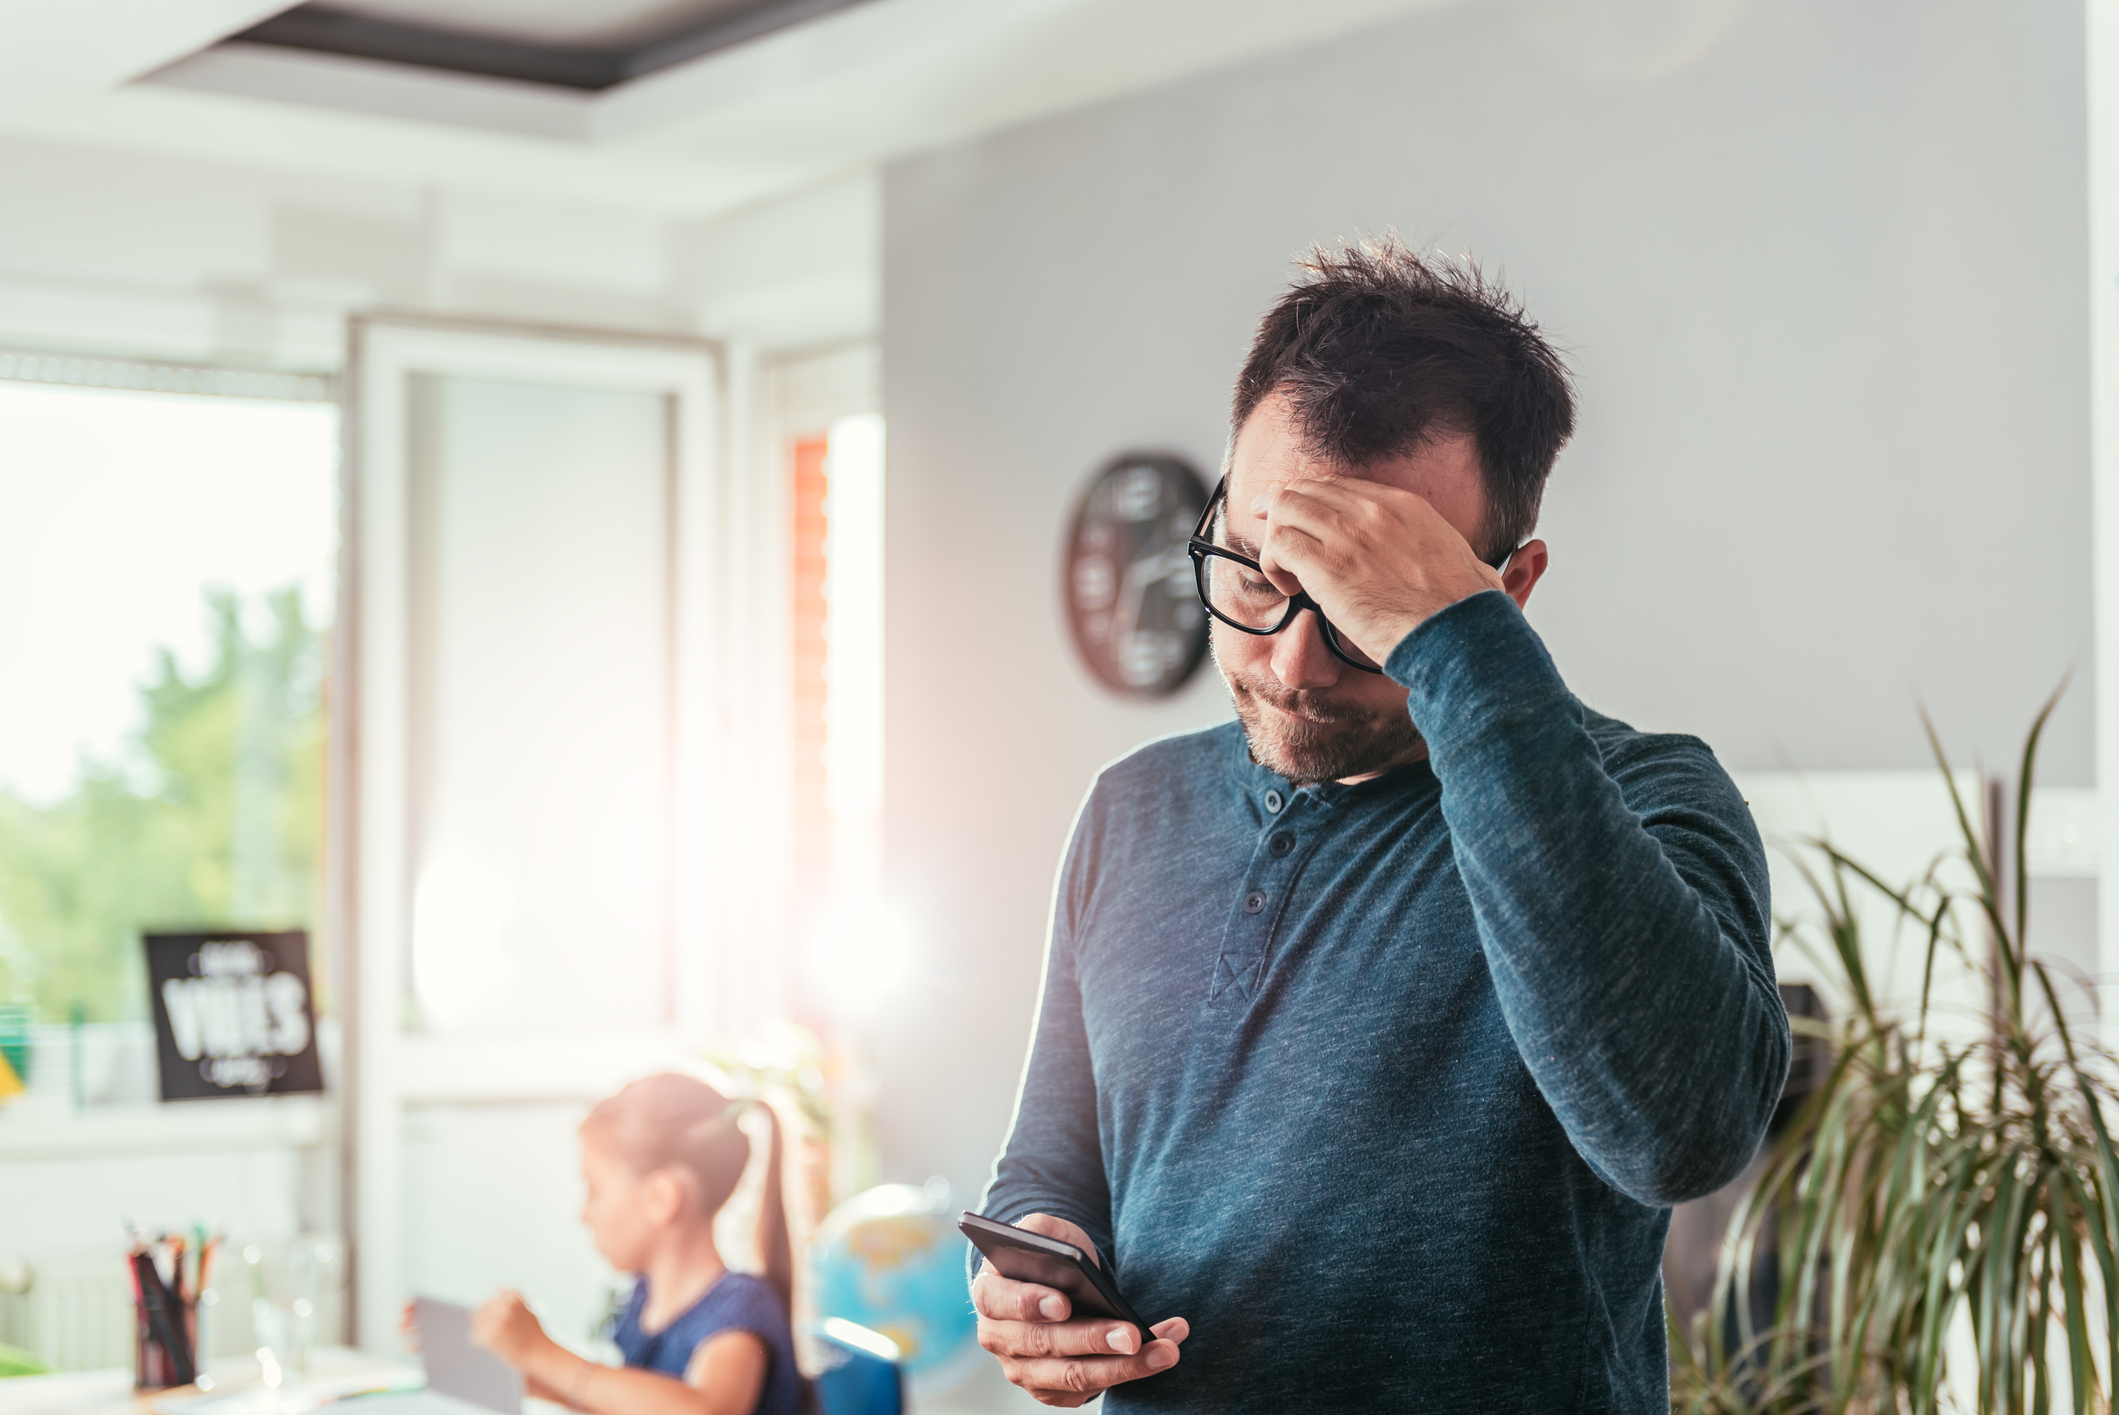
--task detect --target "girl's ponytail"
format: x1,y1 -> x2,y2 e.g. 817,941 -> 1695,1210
756,1100 -> 794,1317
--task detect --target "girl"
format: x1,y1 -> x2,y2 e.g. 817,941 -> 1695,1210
465,1072 -> 804,1415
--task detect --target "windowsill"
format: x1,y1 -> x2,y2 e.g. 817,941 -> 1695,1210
0,1093 -> 326,1160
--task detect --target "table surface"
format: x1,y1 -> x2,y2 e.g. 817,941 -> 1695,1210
0,1347 -> 419,1415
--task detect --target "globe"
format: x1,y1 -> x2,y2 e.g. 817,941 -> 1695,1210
810,1182 -> 980,1387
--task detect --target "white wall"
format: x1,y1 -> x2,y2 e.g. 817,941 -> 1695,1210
879,0 -> 2092,1204
0,134 -> 880,367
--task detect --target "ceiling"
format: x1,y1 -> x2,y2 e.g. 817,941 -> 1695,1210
231,0 -> 875,90
0,0 -> 1463,221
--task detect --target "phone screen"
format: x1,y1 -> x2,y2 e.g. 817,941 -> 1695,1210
959,1212 -> 1150,1337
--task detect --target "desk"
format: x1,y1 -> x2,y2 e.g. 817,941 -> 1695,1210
0,1348 -> 417,1415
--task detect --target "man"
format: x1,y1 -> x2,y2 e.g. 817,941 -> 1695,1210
969,238 -> 1789,1412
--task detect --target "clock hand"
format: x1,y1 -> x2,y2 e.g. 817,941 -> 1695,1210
1110,544 -> 1190,661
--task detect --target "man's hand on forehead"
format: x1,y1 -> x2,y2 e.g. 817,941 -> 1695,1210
1249,478 -> 1506,665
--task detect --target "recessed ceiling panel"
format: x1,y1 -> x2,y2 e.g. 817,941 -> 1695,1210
329,0 -> 758,49
229,0 -> 873,91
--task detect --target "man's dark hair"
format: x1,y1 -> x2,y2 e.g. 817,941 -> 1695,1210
1232,236 -> 1575,561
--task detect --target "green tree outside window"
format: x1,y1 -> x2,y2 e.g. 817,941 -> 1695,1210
0,586 -> 326,1023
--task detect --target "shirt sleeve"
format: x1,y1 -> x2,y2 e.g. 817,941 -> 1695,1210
967,786 -> 1116,1287
1386,590 -> 1790,1207
721,1276 -> 783,1341
679,1279 -> 786,1388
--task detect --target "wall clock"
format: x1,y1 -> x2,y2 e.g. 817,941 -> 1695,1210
1063,451 -> 1211,697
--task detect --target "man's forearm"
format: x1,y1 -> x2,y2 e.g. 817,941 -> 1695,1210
1390,590 -> 1790,1206
971,872 -> 1116,1286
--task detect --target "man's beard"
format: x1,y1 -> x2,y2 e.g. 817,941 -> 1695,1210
1220,659 -> 1425,786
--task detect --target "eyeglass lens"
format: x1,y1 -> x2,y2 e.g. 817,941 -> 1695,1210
1196,551 -> 1382,670
1319,618 -> 1382,670
1197,551 -> 1289,631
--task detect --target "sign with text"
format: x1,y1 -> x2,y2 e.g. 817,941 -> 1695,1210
145,930 -> 322,1100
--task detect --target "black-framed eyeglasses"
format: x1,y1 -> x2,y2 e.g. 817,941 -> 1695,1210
1186,474 -> 1516,675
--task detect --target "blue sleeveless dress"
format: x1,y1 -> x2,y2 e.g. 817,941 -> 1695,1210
609,1272 -> 802,1415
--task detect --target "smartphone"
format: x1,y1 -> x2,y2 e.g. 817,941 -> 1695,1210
959,1211 -> 1152,1342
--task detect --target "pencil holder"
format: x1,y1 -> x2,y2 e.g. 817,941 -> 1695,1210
132,1282 -> 198,1391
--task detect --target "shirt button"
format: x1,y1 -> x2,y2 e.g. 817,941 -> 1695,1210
1244,891 -> 1266,914
1269,832 -> 1294,858
1264,790 -> 1284,814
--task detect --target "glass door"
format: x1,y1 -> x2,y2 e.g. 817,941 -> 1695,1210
340,318 -> 743,1351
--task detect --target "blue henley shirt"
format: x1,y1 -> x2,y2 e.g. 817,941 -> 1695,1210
975,589 -> 1789,1412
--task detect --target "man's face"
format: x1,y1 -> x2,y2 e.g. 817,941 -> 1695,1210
1213,392 -> 1498,785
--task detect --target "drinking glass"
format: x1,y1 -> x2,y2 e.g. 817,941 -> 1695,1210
243,1243 -> 319,1388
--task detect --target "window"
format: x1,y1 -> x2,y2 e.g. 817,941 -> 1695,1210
0,370 -> 336,1100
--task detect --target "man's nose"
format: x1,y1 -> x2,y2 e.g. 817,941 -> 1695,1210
1269,609 -> 1342,690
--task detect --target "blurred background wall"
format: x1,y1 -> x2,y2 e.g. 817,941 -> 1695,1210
879,0 -> 2094,1203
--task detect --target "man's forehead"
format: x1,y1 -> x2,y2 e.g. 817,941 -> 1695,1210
1226,413 -> 1489,543
1230,394 -> 1475,488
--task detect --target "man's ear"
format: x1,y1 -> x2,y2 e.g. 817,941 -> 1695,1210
1502,539 -> 1549,611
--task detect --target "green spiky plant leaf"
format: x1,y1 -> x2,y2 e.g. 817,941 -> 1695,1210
1670,684 -> 2119,1414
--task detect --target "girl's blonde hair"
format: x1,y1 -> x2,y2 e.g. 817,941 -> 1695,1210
580,1072 -> 793,1315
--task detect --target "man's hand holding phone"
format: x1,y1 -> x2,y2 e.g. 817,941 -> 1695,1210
969,1213 -> 1189,1407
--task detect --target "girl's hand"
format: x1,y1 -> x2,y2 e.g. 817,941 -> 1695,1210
397,1300 -> 420,1352
469,1290 -> 551,1369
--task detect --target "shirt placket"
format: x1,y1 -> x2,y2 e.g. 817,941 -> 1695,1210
1209,785 -> 1325,1003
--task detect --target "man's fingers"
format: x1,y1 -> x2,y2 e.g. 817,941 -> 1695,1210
1257,486 -> 1385,566
1255,478 -> 1445,557
1252,478 -> 1379,537
1256,523 -> 1332,597
1007,1212 -> 1099,1264
970,1217 -> 1174,1403
972,1267 -> 1071,1322
1261,477 -> 1487,577
979,1318 -> 1144,1359
1256,475 -> 1415,519
1010,1340 -> 1181,1395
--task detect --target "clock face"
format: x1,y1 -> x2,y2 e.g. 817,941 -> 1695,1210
1063,452 -> 1211,697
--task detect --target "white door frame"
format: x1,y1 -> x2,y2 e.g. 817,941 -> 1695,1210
334,314 -> 742,1349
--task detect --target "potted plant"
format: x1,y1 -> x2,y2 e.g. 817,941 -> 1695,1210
1670,689 -> 2119,1414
